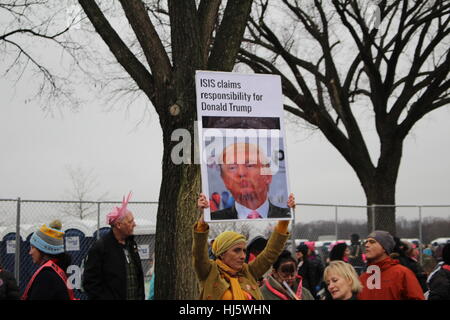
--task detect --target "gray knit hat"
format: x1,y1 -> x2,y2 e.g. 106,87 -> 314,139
367,230 -> 395,255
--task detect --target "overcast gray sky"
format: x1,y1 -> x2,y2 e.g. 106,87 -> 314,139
1,3 -> 449,225
2,73 -> 449,208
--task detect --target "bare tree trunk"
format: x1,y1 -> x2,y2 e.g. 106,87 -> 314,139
155,135 -> 201,299
366,182 -> 396,235
364,138 -> 403,235
78,0 -> 253,299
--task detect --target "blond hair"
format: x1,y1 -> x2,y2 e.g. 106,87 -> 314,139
323,260 -> 362,294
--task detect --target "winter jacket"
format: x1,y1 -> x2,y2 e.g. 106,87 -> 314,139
83,230 -> 145,300
392,252 -> 428,293
358,257 -> 425,300
0,268 -> 20,300
308,255 -> 324,296
23,260 -> 74,300
192,222 -> 289,300
428,265 -> 450,300
297,259 -> 315,296
260,275 -> 315,300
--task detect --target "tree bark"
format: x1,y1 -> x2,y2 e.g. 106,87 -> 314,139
78,0 -> 254,299
363,137 -> 403,235
366,180 -> 396,235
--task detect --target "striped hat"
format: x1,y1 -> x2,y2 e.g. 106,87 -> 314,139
30,220 -> 65,255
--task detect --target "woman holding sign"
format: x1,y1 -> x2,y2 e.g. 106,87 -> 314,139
192,192 -> 295,300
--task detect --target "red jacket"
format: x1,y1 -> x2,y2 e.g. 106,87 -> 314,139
358,257 -> 424,300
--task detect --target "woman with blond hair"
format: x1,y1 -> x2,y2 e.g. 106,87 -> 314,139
323,260 -> 362,300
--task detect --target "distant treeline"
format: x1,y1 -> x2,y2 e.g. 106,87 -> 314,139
293,217 -> 450,244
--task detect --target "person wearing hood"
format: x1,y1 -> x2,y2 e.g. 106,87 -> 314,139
193,192 -> 294,300
261,250 -> 314,300
358,230 -> 424,300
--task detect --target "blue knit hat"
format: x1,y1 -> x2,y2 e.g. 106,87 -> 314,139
30,220 -> 65,255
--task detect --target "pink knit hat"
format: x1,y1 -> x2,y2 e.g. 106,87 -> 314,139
106,192 -> 132,225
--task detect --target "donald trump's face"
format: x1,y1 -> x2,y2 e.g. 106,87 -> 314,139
220,143 -> 272,210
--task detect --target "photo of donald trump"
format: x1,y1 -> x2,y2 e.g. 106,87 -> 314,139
209,140 -> 291,221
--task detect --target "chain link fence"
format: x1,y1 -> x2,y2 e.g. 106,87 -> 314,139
1,199 -> 449,299
291,204 -> 450,268
0,198 -> 158,300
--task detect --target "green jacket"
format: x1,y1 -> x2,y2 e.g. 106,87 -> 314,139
192,224 -> 289,300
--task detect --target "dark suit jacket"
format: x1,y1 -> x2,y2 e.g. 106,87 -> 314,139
211,202 -> 291,220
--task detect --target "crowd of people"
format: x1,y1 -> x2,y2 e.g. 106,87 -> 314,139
194,193 -> 450,301
0,192 -> 449,301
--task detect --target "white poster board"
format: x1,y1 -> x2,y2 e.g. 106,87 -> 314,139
196,71 -> 292,222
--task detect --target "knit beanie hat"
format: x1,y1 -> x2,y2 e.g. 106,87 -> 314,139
367,230 -> 395,255
30,220 -> 64,255
212,231 -> 246,257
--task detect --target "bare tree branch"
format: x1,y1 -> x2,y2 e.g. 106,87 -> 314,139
78,0 -> 157,107
241,0 -> 450,233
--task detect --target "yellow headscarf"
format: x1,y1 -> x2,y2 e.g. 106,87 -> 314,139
212,231 -> 246,257
211,231 -> 249,300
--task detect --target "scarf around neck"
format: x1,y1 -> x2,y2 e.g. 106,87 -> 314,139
215,259 -> 248,300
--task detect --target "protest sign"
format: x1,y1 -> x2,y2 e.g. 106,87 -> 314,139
196,71 -> 292,222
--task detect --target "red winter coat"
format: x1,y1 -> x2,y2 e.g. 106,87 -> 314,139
358,257 -> 424,300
